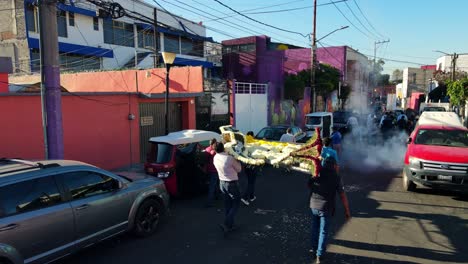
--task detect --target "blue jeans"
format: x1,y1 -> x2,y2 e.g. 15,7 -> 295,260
207,172 -> 219,204
220,180 -> 241,229
310,209 -> 331,257
243,167 -> 257,200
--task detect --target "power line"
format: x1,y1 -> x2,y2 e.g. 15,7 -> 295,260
205,0 -> 307,21
352,0 -> 387,39
343,1 -> 380,40
330,0 -> 373,40
189,0 -> 310,46
161,0 -> 265,38
206,0 -> 348,18
213,0 -> 308,38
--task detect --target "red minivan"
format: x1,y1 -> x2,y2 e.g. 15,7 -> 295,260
403,112 -> 468,192
144,130 -> 222,197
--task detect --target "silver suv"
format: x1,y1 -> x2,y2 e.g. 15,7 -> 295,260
0,159 -> 169,264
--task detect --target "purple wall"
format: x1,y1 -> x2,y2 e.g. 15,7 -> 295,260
222,35 -> 348,126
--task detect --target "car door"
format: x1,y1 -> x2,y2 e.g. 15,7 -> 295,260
0,176 -> 75,263
58,170 -> 131,247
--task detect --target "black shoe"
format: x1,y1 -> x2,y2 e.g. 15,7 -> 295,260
219,224 -> 229,237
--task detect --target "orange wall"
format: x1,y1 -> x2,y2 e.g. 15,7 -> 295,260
9,67 -> 204,94
0,94 -> 197,170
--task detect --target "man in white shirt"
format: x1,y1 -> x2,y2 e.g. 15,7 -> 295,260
213,142 -> 242,235
280,128 -> 296,143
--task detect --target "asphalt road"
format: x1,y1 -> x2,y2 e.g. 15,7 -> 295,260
57,146 -> 468,264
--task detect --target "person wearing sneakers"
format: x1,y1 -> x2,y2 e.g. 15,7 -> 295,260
213,142 -> 242,235
241,131 -> 259,206
308,157 -> 351,263
241,165 -> 259,206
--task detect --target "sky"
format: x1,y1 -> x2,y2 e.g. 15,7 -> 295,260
156,0 -> 468,74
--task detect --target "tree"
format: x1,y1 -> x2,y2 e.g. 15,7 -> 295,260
433,70 -> 468,84
377,74 -> 390,86
446,78 -> 468,106
284,64 -> 341,102
391,69 -> 403,83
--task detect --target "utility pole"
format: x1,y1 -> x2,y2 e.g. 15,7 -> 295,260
39,0 -> 64,159
373,39 -> 390,100
451,52 -> 459,81
153,7 -> 158,68
310,0 -> 317,112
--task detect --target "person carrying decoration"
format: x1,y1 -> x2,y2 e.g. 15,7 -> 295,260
213,142 -> 242,235
307,156 -> 351,263
320,137 -> 339,173
241,131 -> 259,206
280,127 -> 296,143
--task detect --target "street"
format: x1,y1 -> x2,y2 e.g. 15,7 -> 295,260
56,157 -> 468,264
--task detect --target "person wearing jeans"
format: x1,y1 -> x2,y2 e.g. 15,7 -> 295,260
219,180 -> 241,230
205,138 -> 219,207
213,142 -> 242,234
308,157 -> 351,263
241,165 -> 258,206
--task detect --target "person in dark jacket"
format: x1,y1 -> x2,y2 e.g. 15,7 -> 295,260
308,157 -> 351,263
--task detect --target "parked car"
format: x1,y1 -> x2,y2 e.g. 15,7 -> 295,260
403,112 -> 468,192
144,129 -> 222,197
332,110 -> 352,134
254,125 -> 306,142
304,112 -> 334,139
0,159 -> 169,264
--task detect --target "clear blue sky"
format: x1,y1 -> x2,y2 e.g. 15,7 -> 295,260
156,0 -> 468,74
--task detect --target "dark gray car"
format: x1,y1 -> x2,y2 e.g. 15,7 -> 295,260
0,159 -> 169,264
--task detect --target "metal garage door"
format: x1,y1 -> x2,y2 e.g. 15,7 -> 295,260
234,82 -> 268,135
139,102 -> 182,162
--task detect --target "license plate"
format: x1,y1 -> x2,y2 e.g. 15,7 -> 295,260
437,175 -> 452,181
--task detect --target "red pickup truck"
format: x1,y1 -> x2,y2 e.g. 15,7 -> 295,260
403,112 -> 468,192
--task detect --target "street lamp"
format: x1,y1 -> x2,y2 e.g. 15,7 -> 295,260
162,52 -> 176,135
311,25 -> 349,112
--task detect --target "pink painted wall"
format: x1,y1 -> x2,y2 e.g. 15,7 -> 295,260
0,94 -> 197,170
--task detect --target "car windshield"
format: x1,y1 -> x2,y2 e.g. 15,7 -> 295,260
255,127 -> 285,141
148,142 -> 173,163
306,116 -> 321,125
414,129 -> 468,147
423,107 -> 446,112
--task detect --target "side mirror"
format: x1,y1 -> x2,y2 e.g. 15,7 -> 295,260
407,137 -> 412,144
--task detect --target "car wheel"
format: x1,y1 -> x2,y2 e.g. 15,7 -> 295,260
133,199 -> 162,237
402,170 -> 416,192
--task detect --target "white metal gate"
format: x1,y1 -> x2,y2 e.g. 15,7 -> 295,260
234,82 -> 268,134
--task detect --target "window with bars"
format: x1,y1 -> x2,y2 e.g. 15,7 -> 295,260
30,50 -> 101,73
103,19 -> 135,47
235,83 -> 267,94
164,34 -> 180,53
180,37 -> 203,57
137,25 -> 159,50
69,12 -> 75,26
93,17 -> 99,31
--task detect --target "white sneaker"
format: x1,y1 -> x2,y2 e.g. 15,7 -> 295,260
249,196 -> 257,202
241,198 -> 250,206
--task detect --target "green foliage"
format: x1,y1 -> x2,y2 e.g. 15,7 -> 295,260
284,70 -> 309,101
283,64 -> 340,101
316,64 -> 340,96
446,78 -> 468,106
377,74 -> 390,86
